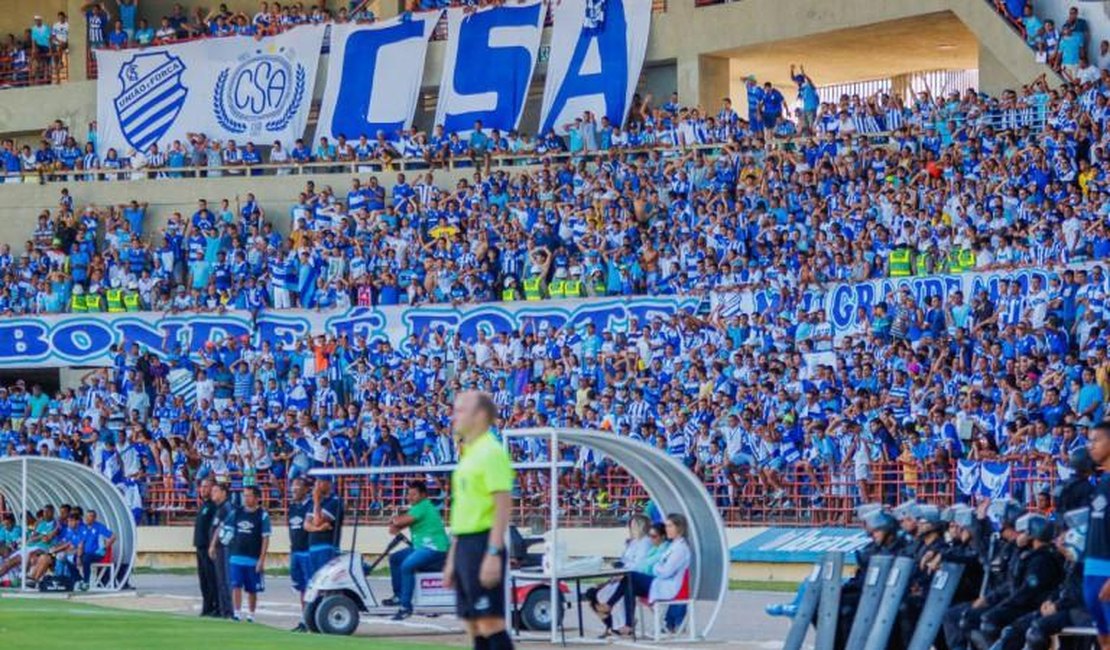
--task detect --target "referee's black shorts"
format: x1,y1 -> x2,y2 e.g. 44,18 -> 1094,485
453,531 -> 506,620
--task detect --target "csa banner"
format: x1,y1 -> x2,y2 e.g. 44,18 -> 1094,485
95,26 -> 325,155
539,0 -> 652,135
433,2 -> 545,136
316,13 -> 440,142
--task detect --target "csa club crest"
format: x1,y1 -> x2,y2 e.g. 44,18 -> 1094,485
113,51 -> 188,151
214,46 -> 307,136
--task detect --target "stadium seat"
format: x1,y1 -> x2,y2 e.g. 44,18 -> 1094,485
637,569 -> 695,642
1052,626 -> 1098,650
89,547 -> 118,592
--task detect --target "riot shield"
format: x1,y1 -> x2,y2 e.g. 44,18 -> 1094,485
862,556 -> 914,650
906,563 -> 965,650
844,554 -> 894,650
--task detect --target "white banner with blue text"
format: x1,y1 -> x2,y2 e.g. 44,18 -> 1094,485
94,25 -> 325,156
433,2 -> 546,136
538,0 -> 652,135
315,13 -> 441,143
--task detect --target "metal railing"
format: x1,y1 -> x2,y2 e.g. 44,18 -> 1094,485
0,48 -> 69,89
98,459 -> 1061,528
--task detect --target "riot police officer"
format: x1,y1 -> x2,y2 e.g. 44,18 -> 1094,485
897,505 -> 950,647
944,499 -> 1024,648
967,514 -> 1065,650
992,508 -> 1092,650
1055,447 -> 1096,518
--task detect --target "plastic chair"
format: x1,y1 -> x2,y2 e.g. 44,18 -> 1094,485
637,570 -> 695,641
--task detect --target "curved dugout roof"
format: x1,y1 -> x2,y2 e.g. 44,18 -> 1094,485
0,457 -> 136,589
505,427 -> 729,639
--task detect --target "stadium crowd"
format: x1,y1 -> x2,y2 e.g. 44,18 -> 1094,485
0,52 -> 1107,525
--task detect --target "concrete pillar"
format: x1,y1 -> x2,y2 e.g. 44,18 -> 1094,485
67,0 -> 88,81
677,54 -> 731,112
977,44 -> 1021,95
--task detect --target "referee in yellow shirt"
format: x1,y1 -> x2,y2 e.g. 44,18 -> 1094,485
444,391 -> 516,650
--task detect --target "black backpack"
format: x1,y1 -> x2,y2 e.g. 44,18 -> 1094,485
38,573 -> 75,592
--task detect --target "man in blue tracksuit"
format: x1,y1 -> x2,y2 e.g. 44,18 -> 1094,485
287,477 -> 313,632
226,486 -> 271,622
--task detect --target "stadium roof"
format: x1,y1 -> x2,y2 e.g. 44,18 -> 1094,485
0,457 -> 136,590
506,428 -> 730,639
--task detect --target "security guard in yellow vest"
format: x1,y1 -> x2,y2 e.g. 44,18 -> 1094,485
106,279 -> 125,313
70,285 -> 87,313
944,249 -> 963,274
501,276 -> 520,302
547,268 -> 568,299
957,248 -> 976,273
85,290 -> 104,312
123,280 -> 141,312
913,249 -> 932,276
588,268 -> 607,297
522,275 -> 544,301
888,246 -> 912,278
563,267 -> 583,299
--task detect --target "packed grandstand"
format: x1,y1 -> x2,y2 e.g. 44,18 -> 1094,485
0,0 -> 1106,532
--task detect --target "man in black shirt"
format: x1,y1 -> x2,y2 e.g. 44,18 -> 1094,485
191,477 -> 218,617
1084,420 -> 1110,646
304,476 -> 343,577
287,477 -> 312,632
206,482 -> 235,619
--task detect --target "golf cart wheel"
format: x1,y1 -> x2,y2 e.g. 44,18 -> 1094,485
303,599 -> 321,633
315,594 -> 360,635
521,587 -> 563,631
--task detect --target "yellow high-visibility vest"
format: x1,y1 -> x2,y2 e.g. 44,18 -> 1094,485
522,277 -> 543,301
958,249 -> 976,272
501,288 -> 516,302
106,289 -> 125,312
548,279 -> 566,299
70,294 -> 86,312
85,294 -> 104,312
123,292 -> 141,311
888,249 -> 911,277
564,280 -> 583,298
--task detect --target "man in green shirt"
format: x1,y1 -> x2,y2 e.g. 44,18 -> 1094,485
444,391 -> 516,650
385,480 -> 449,619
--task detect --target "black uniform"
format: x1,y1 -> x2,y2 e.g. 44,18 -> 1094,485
897,534 -> 949,648
969,544 -> 1065,649
192,498 -> 218,616
1055,474 -> 1095,517
211,499 -> 236,618
992,558 -> 1091,650
831,535 -> 907,648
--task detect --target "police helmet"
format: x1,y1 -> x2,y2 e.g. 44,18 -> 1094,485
866,511 -> 898,537
1069,447 -> 1095,474
892,499 -> 918,521
916,504 -> 943,533
856,503 -> 883,524
1015,513 -> 1054,543
988,498 -> 1024,528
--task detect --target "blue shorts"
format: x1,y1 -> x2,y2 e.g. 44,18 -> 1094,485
309,546 -> 337,577
229,559 -> 265,594
290,551 -> 312,593
1084,573 -> 1110,634
1083,572 -> 1110,634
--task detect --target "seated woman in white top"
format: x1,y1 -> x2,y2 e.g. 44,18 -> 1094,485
597,513 -> 692,637
588,514 -> 655,634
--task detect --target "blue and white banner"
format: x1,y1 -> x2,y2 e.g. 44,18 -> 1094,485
95,26 -> 325,155
710,262 -> 1099,340
539,0 -> 652,135
730,527 -> 870,564
316,13 -> 440,142
956,459 -> 1013,499
0,296 -> 699,369
433,2 -> 545,136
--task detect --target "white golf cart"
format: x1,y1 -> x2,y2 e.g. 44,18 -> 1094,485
304,531 -> 566,635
